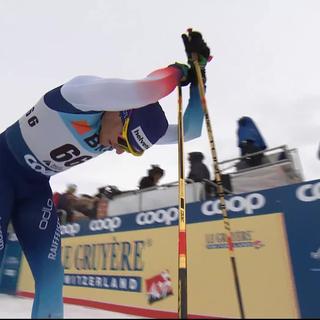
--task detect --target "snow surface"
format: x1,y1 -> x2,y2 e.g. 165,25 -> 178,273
0,294 -> 146,319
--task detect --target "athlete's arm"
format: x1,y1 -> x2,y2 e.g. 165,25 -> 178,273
156,84 -> 204,144
60,66 -> 182,112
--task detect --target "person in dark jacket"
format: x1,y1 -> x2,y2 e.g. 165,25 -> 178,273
139,165 -> 165,189
187,152 -> 210,182
187,152 -> 213,197
237,116 -> 268,168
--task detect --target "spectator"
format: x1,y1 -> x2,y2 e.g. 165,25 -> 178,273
72,194 -> 96,220
72,192 -> 109,220
236,116 -> 268,169
187,152 -> 210,182
139,165 -> 165,189
95,185 -> 122,199
187,152 -> 212,197
95,186 -> 108,199
56,184 -> 78,223
95,196 -> 109,219
187,152 -> 232,198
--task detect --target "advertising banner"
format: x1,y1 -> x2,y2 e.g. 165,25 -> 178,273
17,179 -> 320,318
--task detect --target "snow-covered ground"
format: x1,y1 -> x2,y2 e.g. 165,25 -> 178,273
0,294 -> 145,319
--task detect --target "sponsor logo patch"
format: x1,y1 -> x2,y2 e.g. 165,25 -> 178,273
131,126 -> 152,150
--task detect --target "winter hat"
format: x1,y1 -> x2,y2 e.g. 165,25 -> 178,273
121,102 -> 169,154
188,152 -> 204,162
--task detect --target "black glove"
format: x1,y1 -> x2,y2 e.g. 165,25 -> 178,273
182,30 -> 211,62
181,30 -> 211,84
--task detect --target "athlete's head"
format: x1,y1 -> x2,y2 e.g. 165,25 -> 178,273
118,102 -> 168,156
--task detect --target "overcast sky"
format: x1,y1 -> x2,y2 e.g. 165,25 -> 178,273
0,0 -> 319,195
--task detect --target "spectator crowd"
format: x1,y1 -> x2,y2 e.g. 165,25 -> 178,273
53,184 -> 112,224
53,115 -> 273,224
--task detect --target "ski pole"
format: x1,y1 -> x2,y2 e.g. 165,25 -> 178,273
187,28 -> 245,319
177,85 -> 188,319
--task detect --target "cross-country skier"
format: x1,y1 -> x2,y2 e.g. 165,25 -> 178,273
0,31 -> 210,318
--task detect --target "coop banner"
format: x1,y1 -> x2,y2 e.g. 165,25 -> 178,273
57,189 -> 281,239
17,179 -> 320,318
275,179 -> 320,318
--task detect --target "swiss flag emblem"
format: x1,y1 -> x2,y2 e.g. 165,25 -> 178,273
71,120 -> 92,135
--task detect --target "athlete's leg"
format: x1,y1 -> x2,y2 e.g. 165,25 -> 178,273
0,181 -> 14,266
0,133 -> 15,266
12,182 -> 64,319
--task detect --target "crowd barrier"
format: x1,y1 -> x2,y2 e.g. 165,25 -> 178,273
2,179 -> 320,318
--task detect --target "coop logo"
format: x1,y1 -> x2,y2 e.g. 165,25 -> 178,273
60,223 -> 81,236
296,182 -> 320,202
131,126 -> 152,150
24,154 -> 57,176
201,193 -> 266,216
89,217 -> 122,232
136,208 -> 179,226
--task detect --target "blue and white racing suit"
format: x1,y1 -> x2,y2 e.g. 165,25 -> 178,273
0,65 -> 204,318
